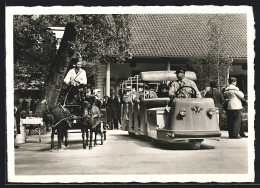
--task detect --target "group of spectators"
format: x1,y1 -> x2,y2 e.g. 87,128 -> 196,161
204,77 -> 247,139
203,78 -> 247,139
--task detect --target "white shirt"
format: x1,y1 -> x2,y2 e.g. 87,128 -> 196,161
64,68 -> 87,86
224,84 -> 244,110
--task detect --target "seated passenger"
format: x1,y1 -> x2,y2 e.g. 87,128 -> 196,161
149,88 -> 158,99
158,84 -> 169,98
144,85 -> 158,99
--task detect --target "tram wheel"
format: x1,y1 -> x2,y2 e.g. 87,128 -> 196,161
188,139 -> 203,150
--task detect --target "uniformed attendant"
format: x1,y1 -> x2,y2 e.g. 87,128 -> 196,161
169,67 -> 202,98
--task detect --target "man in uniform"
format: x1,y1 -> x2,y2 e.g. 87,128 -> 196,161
166,68 -> 201,112
64,58 -> 87,104
168,67 -> 201,98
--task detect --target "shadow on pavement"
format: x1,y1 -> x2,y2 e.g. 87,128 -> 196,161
115,135 -> 215,150
152,142 -> 215,150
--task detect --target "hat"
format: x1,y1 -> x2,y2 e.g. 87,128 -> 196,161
125,86 -> 131,91
210,81 -> 218,88
175,67 -> 186,74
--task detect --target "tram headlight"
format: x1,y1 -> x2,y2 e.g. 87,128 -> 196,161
179,108 -> 187,117
215,107 -> 219,114
207,108 -> 216,119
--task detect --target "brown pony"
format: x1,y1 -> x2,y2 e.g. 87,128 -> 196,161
81,97 -> 104,149
41,100 -> 71,150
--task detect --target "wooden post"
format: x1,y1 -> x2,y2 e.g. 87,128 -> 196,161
106,61 -> 111,97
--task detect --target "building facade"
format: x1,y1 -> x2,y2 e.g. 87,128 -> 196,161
52,14 -> 247,98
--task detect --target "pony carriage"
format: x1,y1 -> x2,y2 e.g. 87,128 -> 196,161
43,87 -> 107,150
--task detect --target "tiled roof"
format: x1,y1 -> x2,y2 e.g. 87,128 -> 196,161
129,14 -> 247,58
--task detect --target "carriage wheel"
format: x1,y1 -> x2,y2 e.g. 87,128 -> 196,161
188,139 -> 203,150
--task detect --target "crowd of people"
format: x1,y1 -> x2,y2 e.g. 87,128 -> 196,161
14,61 -> 248,145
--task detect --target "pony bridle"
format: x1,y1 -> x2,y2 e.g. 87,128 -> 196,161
42,100 -> 73,128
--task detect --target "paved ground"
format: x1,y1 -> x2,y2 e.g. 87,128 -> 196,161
13,129 -> 249,177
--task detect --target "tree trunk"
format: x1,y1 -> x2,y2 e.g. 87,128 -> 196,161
35,22 -> 77,117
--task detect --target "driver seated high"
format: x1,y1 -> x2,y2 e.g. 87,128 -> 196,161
64,58 -> 87,104
168,67 -> 202,98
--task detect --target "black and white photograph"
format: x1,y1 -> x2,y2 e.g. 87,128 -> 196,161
6,6 -> 255,183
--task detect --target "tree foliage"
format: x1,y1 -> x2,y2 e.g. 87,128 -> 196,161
13,15 -> 132,90
187,15 -> 232,91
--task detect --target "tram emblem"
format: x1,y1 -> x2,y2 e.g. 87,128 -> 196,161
191,105 -> 203,115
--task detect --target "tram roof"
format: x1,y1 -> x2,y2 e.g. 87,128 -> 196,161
140,71 -> 197,81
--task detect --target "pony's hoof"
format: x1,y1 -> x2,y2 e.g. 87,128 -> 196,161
83,145 -> 86,149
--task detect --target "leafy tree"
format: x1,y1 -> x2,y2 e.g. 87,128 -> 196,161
13,15 -> 57,89
13,15 -> 132,116
187,15 -> 232,91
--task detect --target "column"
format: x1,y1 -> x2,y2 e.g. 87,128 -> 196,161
167,61 -> 171,71
106,62 -> 111,97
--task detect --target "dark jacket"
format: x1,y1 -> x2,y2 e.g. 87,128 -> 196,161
205,88 -> 225,127
108,96 -> 120,120
205,88 -> 225,110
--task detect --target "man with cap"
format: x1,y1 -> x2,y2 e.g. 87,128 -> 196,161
205,80 -> 225,128
168,67 -> 201,98
64,57 -> 87,104
108,90 -> 120,129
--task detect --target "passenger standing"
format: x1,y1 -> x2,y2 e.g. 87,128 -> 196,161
20,109 -> 28,132
30,97 -> 37,114
224,77 -> 247,139
21,97 -> 28,111
108,91 -> 120,129
14,93 -> 21,134
205,81 -> 225,129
